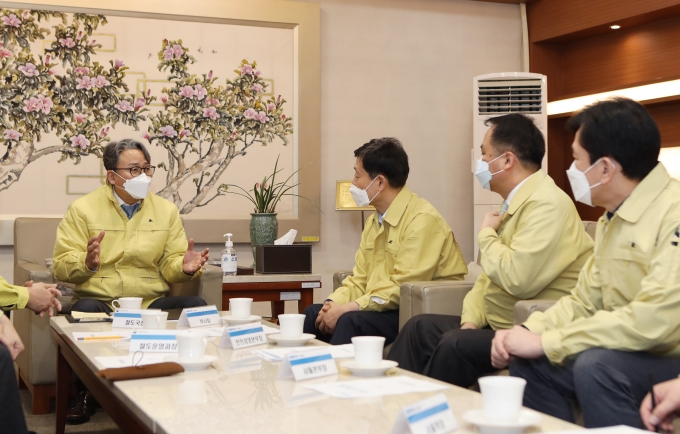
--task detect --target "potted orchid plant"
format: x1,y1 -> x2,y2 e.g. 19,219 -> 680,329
222,156 -> 318,262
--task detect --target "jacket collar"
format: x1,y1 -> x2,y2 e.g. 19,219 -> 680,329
615,163 -> 670,223
505,170 -> 545,216
383,186 -> 413,227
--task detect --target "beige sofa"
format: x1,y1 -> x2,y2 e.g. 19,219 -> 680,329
12,217 -> 222,414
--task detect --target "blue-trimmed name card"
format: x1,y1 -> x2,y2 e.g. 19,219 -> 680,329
391,393 -> 457,434
178,305 -> 220,328
278,348 -> 338,381
219,323 -> 267,349
112,309 -> 145,329
128,330 -> 178,353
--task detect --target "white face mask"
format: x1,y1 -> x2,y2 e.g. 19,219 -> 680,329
475,153 -> 507,190
113,171 -> 152,200
349,176 -> 380,207
565,158 -> 612,207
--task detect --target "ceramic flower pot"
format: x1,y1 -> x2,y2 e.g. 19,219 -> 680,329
250,213 -> 278,267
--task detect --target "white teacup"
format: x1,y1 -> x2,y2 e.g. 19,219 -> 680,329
112,297 -> 143,310
176,330 -> 208,361
278,314 -> 305,339
142,311 -> 168,329
478,376 -> 527,422
351,336 -> 385,367
229,298 -> 253,319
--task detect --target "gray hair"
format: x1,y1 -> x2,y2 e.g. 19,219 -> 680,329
102,139 -> 152,171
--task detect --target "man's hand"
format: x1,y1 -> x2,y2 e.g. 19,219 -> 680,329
480,211 -> 505,232
25,281 -> 62,317
491,329 -> 511,369
85,230 -> 105,271
183,238 -> 209,275
315,301 -> 331,332
641,378 -> 680,432
317,301 -> 359,335
503,325 -> 544,359
461,322 -> 478,330
491,325 -> 544,369
0,315 -> 25,360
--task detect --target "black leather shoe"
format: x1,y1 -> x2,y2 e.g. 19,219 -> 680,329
66,390 -> 97,424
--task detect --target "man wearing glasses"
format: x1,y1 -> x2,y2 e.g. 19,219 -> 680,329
53,139 -> 209,423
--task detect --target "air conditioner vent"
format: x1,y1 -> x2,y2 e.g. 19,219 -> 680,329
478,79 -> 543,115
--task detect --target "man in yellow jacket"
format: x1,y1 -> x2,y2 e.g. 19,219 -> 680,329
303,137 -> 468,345
492,98 -> 680,429
0,277 -> 61,433
387,114 -> 593,387
53,139 -> 209,423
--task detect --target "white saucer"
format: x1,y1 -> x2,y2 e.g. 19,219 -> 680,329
165,355 -> 219,371
340,360 -> 398,377
268,333 -> 315,347
462,409 -> 542,434
221,315 -> 262,325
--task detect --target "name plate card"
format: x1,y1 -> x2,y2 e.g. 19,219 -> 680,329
219,323 -> 267,349
278,348 -> 338,382
112,309 -> 144,329
391,393 -> 457,434
177,305 -> 220,328
129,330 -> 178,353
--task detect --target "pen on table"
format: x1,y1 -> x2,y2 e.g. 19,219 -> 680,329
77,335 -> 123,341
649,373 -> 660,433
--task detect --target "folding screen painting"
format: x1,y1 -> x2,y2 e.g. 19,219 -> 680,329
0,0 -> 321,243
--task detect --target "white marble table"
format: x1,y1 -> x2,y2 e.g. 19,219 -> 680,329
222,273 -> 321,319
50,316 -> 582,434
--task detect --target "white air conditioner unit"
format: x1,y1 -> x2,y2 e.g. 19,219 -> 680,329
472,72 -> 547,259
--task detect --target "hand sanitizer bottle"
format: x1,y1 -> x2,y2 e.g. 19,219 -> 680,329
221,233 -> 237,276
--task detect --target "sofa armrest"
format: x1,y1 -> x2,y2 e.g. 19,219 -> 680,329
332,271 -> 353,291
14,260 -> 54,286
167,265 -> 223,309
513,299 -> 557,325
399,281 -> 475,330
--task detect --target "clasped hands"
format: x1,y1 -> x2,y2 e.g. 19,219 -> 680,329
315,300 -> 359,334
490,325 -> 544,369
86,230 -> 209,275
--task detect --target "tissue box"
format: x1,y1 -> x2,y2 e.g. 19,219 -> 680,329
255,244 -> 312,274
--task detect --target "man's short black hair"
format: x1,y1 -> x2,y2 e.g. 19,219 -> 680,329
484,114 -> 545,171
103,139 -> 151,171
566,98 -> 660,181
354,137 -> 409,188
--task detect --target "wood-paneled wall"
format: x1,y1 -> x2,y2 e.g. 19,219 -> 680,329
527,0 -> 680,220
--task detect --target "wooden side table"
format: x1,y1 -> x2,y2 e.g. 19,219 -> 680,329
222,273 -> 321,320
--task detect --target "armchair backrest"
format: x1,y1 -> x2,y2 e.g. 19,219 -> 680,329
14,217 -> 62,268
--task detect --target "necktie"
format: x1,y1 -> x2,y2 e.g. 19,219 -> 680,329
500,201 -> 509,213
121,203 -> 140,219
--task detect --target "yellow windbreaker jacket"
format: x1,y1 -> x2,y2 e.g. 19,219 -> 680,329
462,171 -> 594,330
328,186 -> 468,311
53,185 -> 199,309
0,276 -> 28,310
525,164 -> 680,364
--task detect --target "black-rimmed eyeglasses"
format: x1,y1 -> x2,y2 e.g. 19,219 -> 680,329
115,166 -> 155,177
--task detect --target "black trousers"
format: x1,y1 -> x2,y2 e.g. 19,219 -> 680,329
511,349 -> 680,428
302,303 -> 399,345
71,296 -> 207,313
386,314 -> 496,387
0,344 -> 28,433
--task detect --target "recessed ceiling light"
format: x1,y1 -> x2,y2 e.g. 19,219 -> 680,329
610,25 -> 621,29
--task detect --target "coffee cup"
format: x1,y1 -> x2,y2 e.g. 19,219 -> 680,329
176,330 -> 208,361
112,297 -> 143,310
278,314 -> 305,339
142,310 -> 168,329
478,376 -> 527,422
229,298 -> 253,319
351,336 -> 385,367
